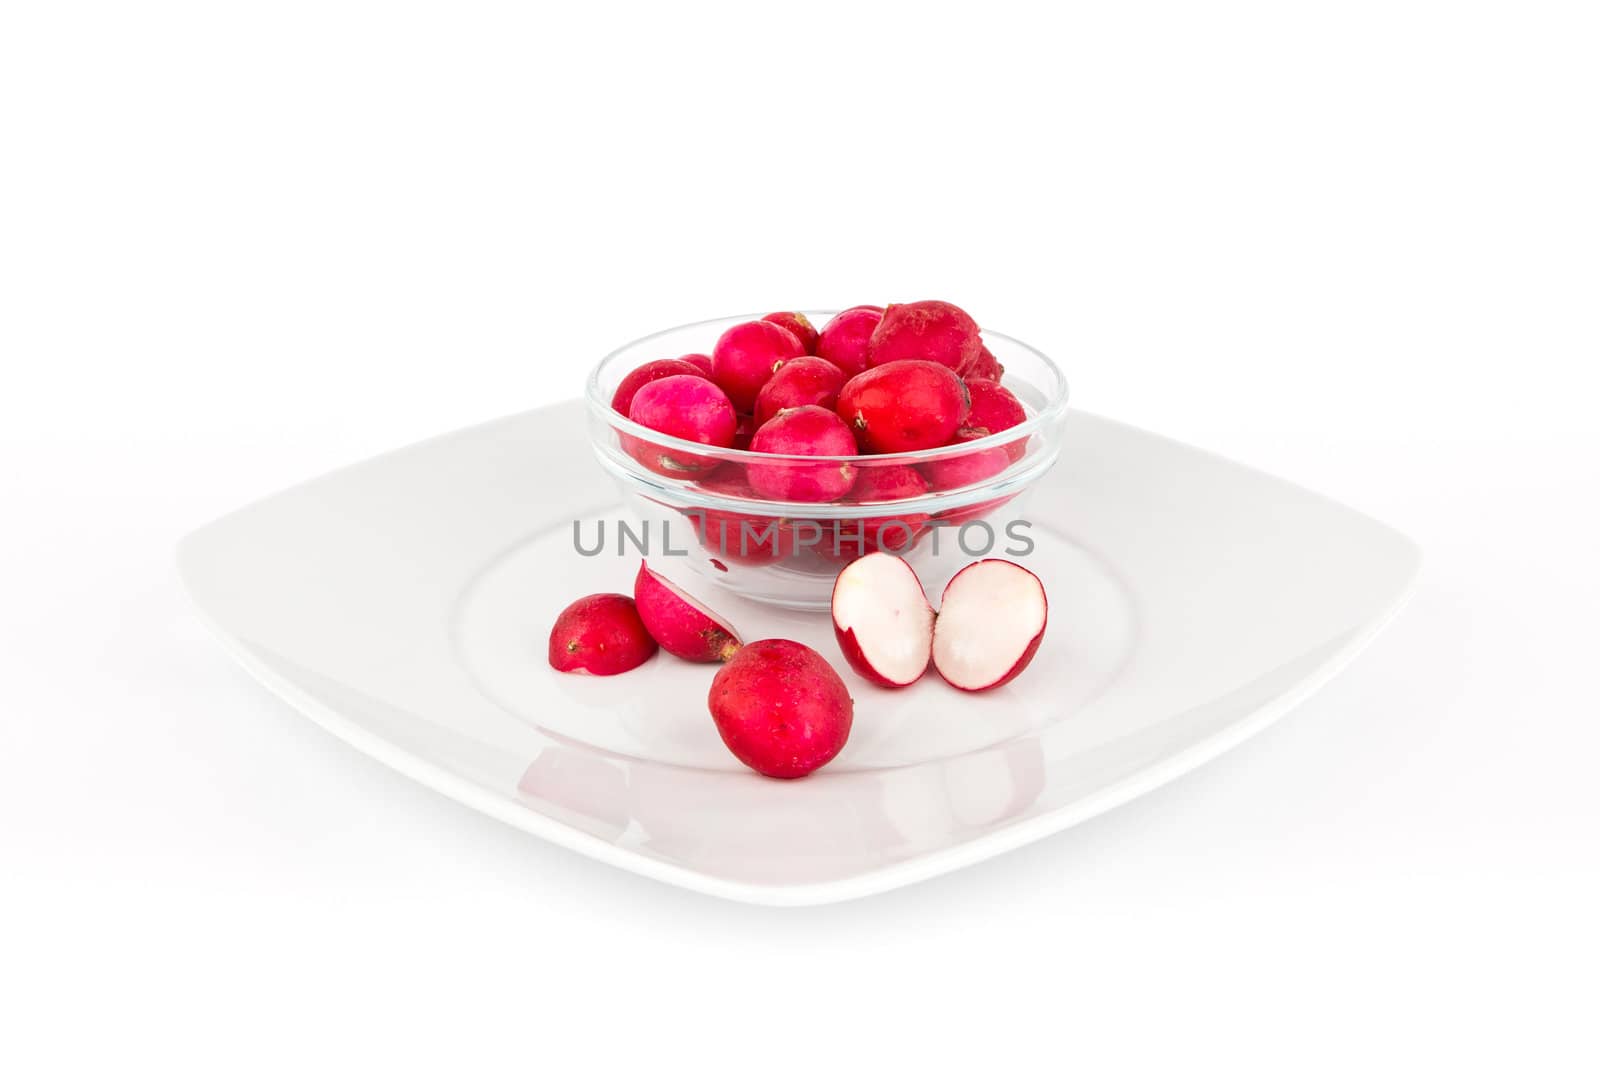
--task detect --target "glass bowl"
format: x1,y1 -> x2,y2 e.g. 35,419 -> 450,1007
586,311 -> 1069,609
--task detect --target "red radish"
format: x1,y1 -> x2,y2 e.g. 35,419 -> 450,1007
712,320 -> 804,411
815,307 -> 882,376
866,300 -> 983,372
831,553 -> 935,687
818,513 -> 928,560
732,412 -> 756,450
633,561 -> 742,663
962,344 -> 1004,382
681,353 -> 713,374
693,508 -> 801,565
625,374 -> 737,478
694,462 -> 758,497
747,405 -> 858,502
708,639 -> 854,778
626,373 -> 736,443
818,465 -> 931,560
961,379 -> 1029,461
754,356 -> 847,426
932,491 -> 1019,527
547,594 -> 658,675
921,427 -> 1011,490
931,559 -> 1048,692
761,311 -> 820,356
610,357 -> 708,415
850,464 -> 930,499
687,467 -> 801,564
837,360 -> 969,453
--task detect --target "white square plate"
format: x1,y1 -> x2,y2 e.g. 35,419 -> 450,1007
179,404 -> 1418,905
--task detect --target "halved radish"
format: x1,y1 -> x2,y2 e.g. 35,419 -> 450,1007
547,593 -> 658,676
931,559 -> 1047,692
633,561 -> 742,663
830,553 -> 935,687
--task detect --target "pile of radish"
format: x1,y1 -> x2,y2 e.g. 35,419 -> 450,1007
611,301 -> 1031,508
548,556 -> 1047,779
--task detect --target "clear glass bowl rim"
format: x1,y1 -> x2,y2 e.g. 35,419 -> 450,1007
585,310 -> 1070,464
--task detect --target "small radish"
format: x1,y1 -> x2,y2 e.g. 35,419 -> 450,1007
815,307 -> 882,376
837,360 -> 969,453
817,465 -> 931,560
712,320 -> 805,411
686,467 -> 801,565
633,561 -> 742,663
761,311 -> 820,356
625,374 -> 737,479
747,405 -> 858,502
610,357 -> 709,415
961,379 -> 1029,461
931,559 -> 1048,692
932,491 -> 1019,528
693,462 -> 758,497
708,639 -> 854,778
961,344 -> 1004,382
681,353 -> 713,374
754,356 -> 846,426
732,412 -> 757,450
831,553 -> 935,687
548,594 -> 658,675
849,463 -> 931,501
920,427 -> 1011,491
866,300 -> 983,372
693,508 -> 801,564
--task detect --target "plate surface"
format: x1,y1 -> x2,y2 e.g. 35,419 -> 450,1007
178,404 -> 1419,905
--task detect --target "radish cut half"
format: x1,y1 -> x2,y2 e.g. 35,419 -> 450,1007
634,561 -> 742,663
831,553 -> 935,687
931,559 -> 1048,692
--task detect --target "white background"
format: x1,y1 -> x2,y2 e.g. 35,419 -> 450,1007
3,1 -> 1597,1063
